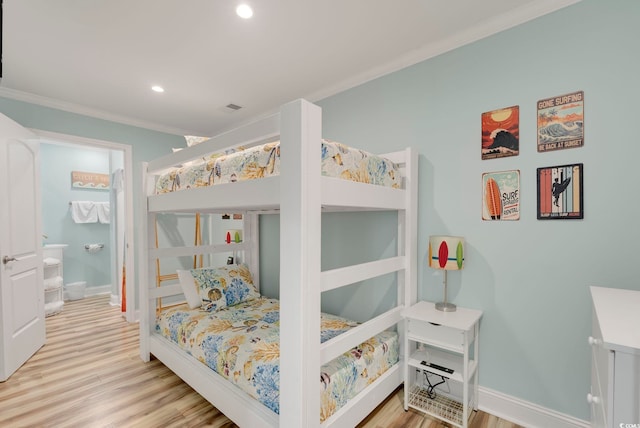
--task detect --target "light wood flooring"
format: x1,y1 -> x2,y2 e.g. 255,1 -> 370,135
0,296 -> 522,427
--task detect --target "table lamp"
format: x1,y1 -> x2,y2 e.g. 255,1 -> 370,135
429,235 -> 464,312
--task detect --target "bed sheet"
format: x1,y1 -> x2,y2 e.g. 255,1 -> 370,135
156,297 -> 399,422
154,140 -> 401,194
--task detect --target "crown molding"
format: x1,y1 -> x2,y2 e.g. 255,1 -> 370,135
306,0 -> 583,103
0,86 -> 191,136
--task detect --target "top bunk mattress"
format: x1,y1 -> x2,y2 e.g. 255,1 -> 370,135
154,140 -> 401,194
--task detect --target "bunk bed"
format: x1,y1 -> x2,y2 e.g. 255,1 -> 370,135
139,99 -> 418,427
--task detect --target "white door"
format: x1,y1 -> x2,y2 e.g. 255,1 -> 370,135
0,113 -> 45,382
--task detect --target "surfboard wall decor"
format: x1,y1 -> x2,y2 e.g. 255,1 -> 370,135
536,163 -> 584,219
482,170 -> 520,221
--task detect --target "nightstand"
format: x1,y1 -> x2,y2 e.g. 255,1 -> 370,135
403,301 -> 482,428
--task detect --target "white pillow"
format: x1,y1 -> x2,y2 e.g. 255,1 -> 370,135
177,269 -> 200,309
184,135 -> 210,147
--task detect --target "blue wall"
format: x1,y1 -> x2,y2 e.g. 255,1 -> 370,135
314,0 -> 639,420
260,211 -> 400,324
40,143 -> 111,288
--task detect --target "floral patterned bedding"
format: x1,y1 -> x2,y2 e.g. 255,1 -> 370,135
156,297 -> 399,422
155,140 -> 401,194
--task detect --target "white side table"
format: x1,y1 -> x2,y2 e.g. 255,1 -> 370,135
403,301 -> 482,428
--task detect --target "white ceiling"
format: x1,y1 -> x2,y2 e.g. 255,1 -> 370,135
1,0 -> 580,137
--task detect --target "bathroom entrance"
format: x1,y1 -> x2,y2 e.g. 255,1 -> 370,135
36,130 -> 134,322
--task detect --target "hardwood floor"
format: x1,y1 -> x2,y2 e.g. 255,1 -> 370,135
0,296 -> 522,428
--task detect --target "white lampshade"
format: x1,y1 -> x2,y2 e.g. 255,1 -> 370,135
429,236 -> 464,271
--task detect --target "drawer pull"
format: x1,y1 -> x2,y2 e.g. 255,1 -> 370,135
588,336 -> 601,346
428,322 -> 441,326
587,393 -> 600,404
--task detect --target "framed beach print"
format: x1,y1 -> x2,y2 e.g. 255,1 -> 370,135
537,163 -> 583,220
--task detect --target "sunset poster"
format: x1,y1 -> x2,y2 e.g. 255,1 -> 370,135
481,105 -> 519,160
537,91 -> 584,152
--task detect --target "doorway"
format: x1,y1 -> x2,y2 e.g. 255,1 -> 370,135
34,129 -> 135,322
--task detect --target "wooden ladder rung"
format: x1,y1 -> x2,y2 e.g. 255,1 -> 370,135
158,273 -> 178,282
155,213 -> 202,311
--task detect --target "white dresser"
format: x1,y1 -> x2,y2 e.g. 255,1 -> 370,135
589,286 -> 640,428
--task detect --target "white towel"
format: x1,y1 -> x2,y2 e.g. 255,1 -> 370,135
111,169 -> 124,191
95,202 -> 110,224
44,276 -> 63,290
43,257 -> 60,267
70,201 -> 97,223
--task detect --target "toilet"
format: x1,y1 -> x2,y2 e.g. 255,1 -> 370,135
65,281 -> 86,301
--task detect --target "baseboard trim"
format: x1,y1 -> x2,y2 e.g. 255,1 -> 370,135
84,284 -> 112,297
65,284 -> 111,301
109,293 -> 121,307
478,386 -> 589,428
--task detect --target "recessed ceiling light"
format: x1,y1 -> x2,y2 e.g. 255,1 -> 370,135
151,85 -> 165,93
236,4 -> 253,19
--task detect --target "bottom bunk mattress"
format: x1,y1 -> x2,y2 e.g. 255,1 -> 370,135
156,297 -> 399,422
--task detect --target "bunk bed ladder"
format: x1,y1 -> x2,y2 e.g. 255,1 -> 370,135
154,212 -> 203,311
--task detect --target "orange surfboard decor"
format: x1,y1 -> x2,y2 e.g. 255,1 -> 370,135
485,177 -> 502,219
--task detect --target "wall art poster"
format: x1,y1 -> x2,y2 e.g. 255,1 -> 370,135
71,171 -> 109,190
482,170 -> 520,221
537,90 -> 584,152
481,105 -> 519,160
537,163 -> 583,220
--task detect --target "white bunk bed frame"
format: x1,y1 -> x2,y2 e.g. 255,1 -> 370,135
139,99 -> 418,427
